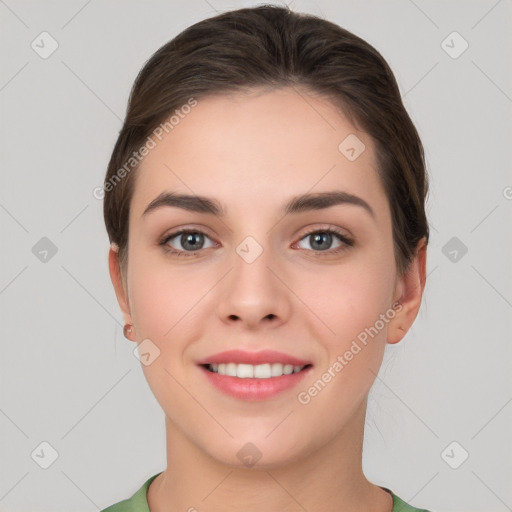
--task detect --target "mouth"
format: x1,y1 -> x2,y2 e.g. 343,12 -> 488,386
202,362 -> 311,378
197,350 -> 313,401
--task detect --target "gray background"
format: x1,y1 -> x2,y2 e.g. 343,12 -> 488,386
1,1 -> 511,511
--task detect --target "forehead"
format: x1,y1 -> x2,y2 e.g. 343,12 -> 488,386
130,87 -> 388,221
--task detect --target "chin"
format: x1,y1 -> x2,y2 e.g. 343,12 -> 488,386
200,433 -> 311,471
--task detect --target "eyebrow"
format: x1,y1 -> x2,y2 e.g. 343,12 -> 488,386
142,190 -> 375,219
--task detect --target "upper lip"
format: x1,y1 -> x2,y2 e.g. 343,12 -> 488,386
197,350 -> 312,366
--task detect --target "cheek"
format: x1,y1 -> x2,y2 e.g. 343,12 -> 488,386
305,258 -> 396,346
127,253 -> 187,341
127,254 -> 217,352
294,265 -> 395,418
129,273 -> 171,338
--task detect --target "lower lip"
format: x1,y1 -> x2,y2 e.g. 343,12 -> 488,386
199,365 -> 312,401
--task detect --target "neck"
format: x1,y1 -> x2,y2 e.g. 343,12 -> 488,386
147,399 -> 392,512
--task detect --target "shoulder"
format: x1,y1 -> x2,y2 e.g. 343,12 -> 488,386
100,472 -> 163,512
390,491 -> 432,512
100,498 -> 132,512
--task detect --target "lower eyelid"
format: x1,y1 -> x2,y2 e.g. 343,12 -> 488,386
161,228 -> 353,255
295,231 -> 352,250
162,230 -> 216,250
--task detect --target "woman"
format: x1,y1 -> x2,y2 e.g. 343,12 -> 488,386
101,5 -> 431,511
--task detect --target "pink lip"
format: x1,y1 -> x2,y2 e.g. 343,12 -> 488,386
199,365 -> 313,401
196,350 -> 313,401
196,349 -> 311,366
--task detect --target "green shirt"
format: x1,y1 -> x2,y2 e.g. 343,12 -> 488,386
100,472 -> 432,512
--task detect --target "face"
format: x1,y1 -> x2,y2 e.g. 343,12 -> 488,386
111,86 -> 421,468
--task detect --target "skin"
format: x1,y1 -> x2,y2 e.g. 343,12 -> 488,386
109,86 -> 427,512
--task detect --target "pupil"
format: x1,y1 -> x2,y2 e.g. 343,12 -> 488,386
311,232 -> 331,251
183,232 -> 202,250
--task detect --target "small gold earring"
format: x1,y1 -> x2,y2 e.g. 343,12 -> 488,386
123,323 -> 134,339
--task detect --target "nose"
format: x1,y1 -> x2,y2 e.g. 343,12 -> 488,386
216,244 -> 292,330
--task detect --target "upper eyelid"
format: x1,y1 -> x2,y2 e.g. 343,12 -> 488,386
162,225 -> 351,247
300,224 -> 351,237
294,227 -> 353,248
160,223 -> 215,239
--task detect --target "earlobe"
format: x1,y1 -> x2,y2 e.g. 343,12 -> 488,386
108,246 -> 133,327
387,238 -> 427,345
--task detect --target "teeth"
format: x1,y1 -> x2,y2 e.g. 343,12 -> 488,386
237,364 -> 253,378
208,362 -> 306,378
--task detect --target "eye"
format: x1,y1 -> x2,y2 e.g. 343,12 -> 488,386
160,229 -> 217,257
159,226 -> 354,258
294,228 -> 354,255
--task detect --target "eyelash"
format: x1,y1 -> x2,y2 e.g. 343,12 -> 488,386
159,226 -> 354,259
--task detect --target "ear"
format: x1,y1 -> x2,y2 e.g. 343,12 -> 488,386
108,245 -> 133,330
387,237 -> 427,344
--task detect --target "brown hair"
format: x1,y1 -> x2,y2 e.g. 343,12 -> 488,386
103,5 -> 429,279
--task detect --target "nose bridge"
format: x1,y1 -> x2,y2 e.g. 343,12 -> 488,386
216,233 -> 290,326
231,234 -> 278,301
